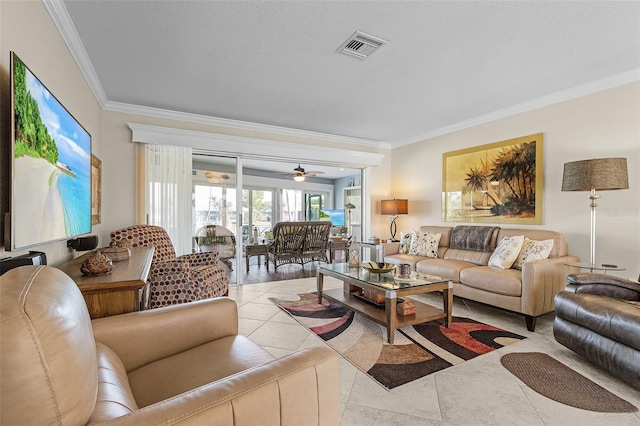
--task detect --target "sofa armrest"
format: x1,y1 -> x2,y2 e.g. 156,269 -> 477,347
520,255 -> 580,316
381,242 -> 401,257
567,273 -> 640,301
92,347 -> 340,426
92,297 -> 238,372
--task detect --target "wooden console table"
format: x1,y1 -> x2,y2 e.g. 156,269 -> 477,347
58,247 -> 154,319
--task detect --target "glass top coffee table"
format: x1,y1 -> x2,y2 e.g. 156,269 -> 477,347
317,263 -> 452,344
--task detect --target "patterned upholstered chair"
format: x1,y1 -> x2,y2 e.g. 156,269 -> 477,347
111,225 -> 229,308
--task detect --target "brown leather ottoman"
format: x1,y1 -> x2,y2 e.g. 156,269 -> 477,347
553,273 -> 640,390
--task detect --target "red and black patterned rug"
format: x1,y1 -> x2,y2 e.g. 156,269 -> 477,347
270,292 -> 525,389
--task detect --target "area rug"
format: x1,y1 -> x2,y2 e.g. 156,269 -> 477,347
500,352 -> 638,413
270,292 -> 525,389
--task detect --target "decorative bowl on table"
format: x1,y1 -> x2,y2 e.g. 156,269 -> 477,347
80,251 -> 113,276
361,262 -> 396,274
100,242 -> 131,262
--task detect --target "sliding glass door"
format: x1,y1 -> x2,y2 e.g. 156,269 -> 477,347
305,193 -> 325,221
192,153 -> 364,284
192,157 -> 240,284
242,188 -> 274,243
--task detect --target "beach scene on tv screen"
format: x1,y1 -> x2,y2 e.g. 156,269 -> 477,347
13,55 -> 91,249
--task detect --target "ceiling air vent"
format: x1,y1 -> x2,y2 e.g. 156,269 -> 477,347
336,31 -> 388,60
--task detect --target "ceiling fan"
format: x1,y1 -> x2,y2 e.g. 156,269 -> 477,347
281,164 -> 325,182
203,171 -> 230,184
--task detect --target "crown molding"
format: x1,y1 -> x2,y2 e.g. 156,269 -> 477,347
43,0 -> 386,149
394,68 -> 640,148
108,101 -> 389,149
128,123 -> 385,169
44,0 -> 637,151
42,0 -> 108,107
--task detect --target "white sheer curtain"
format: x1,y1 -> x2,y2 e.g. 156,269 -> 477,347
141,143 -> 192,255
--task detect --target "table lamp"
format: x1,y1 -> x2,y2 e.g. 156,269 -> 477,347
380,199 -> 408,242
561,157 -> 628,271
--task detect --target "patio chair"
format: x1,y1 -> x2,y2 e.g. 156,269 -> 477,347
268,222 -> 307,269
301,221 -> 332,264
195,224 -> 236,271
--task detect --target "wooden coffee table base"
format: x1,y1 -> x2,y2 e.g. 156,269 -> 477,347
317,269 -> 452,344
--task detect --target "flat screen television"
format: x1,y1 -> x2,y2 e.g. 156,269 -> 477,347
9,52 -> 92,250
322,209 -> 345,227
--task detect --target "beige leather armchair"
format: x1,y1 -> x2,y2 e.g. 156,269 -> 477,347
1,266 -> 340,425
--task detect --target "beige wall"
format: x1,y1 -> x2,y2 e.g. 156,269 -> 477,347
2,1 -> 638,280
0,0 -> 103,265
390,82 -> 640,278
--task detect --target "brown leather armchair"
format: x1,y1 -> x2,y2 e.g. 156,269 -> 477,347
0,266 -> 340,425
554,272 -> 640,389
111,224 -> 229,308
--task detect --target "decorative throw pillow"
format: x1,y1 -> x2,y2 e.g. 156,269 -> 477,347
488,235 -> 525,269
408,232 -> 441,258
399,232 -> 413,254
512,238 -> 554,270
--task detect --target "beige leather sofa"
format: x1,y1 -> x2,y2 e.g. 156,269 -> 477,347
1,266 -> 340,425
383,225 -> 579,331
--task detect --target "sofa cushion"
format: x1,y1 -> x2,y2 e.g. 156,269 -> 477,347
488,235 -> 524,269
415,259 -> 477,283
512,238 -> 554,270
460,266 -> 523,297
408,232 -> 441,258
443,248 -> 492,266
128,335 -> 275,407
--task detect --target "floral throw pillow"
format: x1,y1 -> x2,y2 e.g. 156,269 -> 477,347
399,232 -> 413,254
408,232 -> 441,258
512,238 -> 554,270
488,235 -> 525,269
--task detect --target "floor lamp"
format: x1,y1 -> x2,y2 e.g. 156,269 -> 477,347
561,157 -> 628,271
380,199 -> 408,242
344,202 -> 355,237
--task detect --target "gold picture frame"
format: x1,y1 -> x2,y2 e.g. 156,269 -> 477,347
442,133 -> 543,224
91,154 -> 102,225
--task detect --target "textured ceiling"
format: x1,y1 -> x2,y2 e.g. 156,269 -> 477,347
62,1 -> 640,144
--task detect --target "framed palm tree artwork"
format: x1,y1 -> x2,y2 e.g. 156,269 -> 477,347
442,133 -> 543,224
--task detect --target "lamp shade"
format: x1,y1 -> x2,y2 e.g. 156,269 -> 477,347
562,158 -> 629,191
381,199 -> 408,215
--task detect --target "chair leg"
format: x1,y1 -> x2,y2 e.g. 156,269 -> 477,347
525,315 -> 537,332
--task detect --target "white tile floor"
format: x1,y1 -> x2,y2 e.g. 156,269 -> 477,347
228,278 -> 640,426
